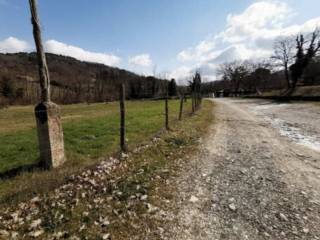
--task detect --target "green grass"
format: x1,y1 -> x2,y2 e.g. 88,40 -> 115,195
0,100 -> 196,204
0,100 -> 214,238
0,100 -> 192,174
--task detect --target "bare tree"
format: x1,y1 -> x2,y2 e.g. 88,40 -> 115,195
217,61 -> 249,93
244,60 -> 272,93
272,37 -> 295,89
153,64 -> 157,77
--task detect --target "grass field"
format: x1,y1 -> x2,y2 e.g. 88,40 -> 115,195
0,100 -> 192,175
0,100 -> 214,238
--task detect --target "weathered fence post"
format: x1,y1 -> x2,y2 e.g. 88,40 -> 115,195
191,93 -> 195,113
119,83 -> 126,152
198,92 -> 202,109
196,92 -> 199,110
29,0 -> 65,169
165,82 -> 169,130
178,94 -> 184,121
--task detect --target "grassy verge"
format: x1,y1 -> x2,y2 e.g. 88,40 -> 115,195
0,100 -> 192,203
0,100 -> 214,239
313,102 -> 320,106
103,100 -> 215,239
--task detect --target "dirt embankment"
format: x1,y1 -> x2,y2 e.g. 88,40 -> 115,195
249,85 -> 320,101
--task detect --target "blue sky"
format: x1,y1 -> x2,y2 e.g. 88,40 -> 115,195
1,0 -> 320,82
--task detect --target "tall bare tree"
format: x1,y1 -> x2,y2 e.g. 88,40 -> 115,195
272,37 -> 295,89
217,61 -> 249,93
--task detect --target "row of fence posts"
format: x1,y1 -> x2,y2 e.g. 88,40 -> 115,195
191,92 -> 202,113
118,81 -> 201,153
28,0 -> 202,169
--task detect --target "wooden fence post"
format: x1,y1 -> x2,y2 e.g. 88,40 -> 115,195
191,92 -> 195,113
29,0 -> 65,169
178,94 -> 184,121
195,92 -> 199,110
198,93 -> 202,109
119,83 -> 126,152
29,0 -> 50,102
165,83 -> 169,130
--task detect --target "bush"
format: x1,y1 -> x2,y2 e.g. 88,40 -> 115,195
1,77 -> 15,98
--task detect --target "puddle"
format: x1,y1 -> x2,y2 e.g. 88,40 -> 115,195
250,103 -> 290,111
250,104 -> 320,153
264,116 -> 320,152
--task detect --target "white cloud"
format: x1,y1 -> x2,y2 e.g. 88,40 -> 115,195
177,40 -> 215,62
0,38 -> 121,67
128,54 -> 152,67
0,37 -> 30,53
45,39 -> 121,66
221,1 -> 293,44
168,66 -> 192,81
173,1 -> 320,81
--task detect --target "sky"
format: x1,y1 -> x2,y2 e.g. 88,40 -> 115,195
0,0 -> 320,83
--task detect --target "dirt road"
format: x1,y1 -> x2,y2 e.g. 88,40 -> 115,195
1,99 -> 319,239
164,99 -> 320,240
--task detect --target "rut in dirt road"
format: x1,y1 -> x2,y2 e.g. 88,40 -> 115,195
164,99 -> 320,240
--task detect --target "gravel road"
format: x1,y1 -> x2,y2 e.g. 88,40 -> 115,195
164,98 -> 320,240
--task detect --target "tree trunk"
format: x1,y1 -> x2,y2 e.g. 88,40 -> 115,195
29,0 -> 50,102
119,83 -> 126,152
291,77 -> 298,90
179,95 -> 184,121
284,64 -> 291,89
191,93 -> 195,113
196,93 -> 198,110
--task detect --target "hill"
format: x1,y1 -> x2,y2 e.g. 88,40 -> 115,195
0,52 -> 168,105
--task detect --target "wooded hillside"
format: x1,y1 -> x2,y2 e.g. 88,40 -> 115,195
0,52 -> 169,105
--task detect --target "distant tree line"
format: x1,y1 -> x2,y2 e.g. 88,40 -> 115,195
202,29 -> 320,96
